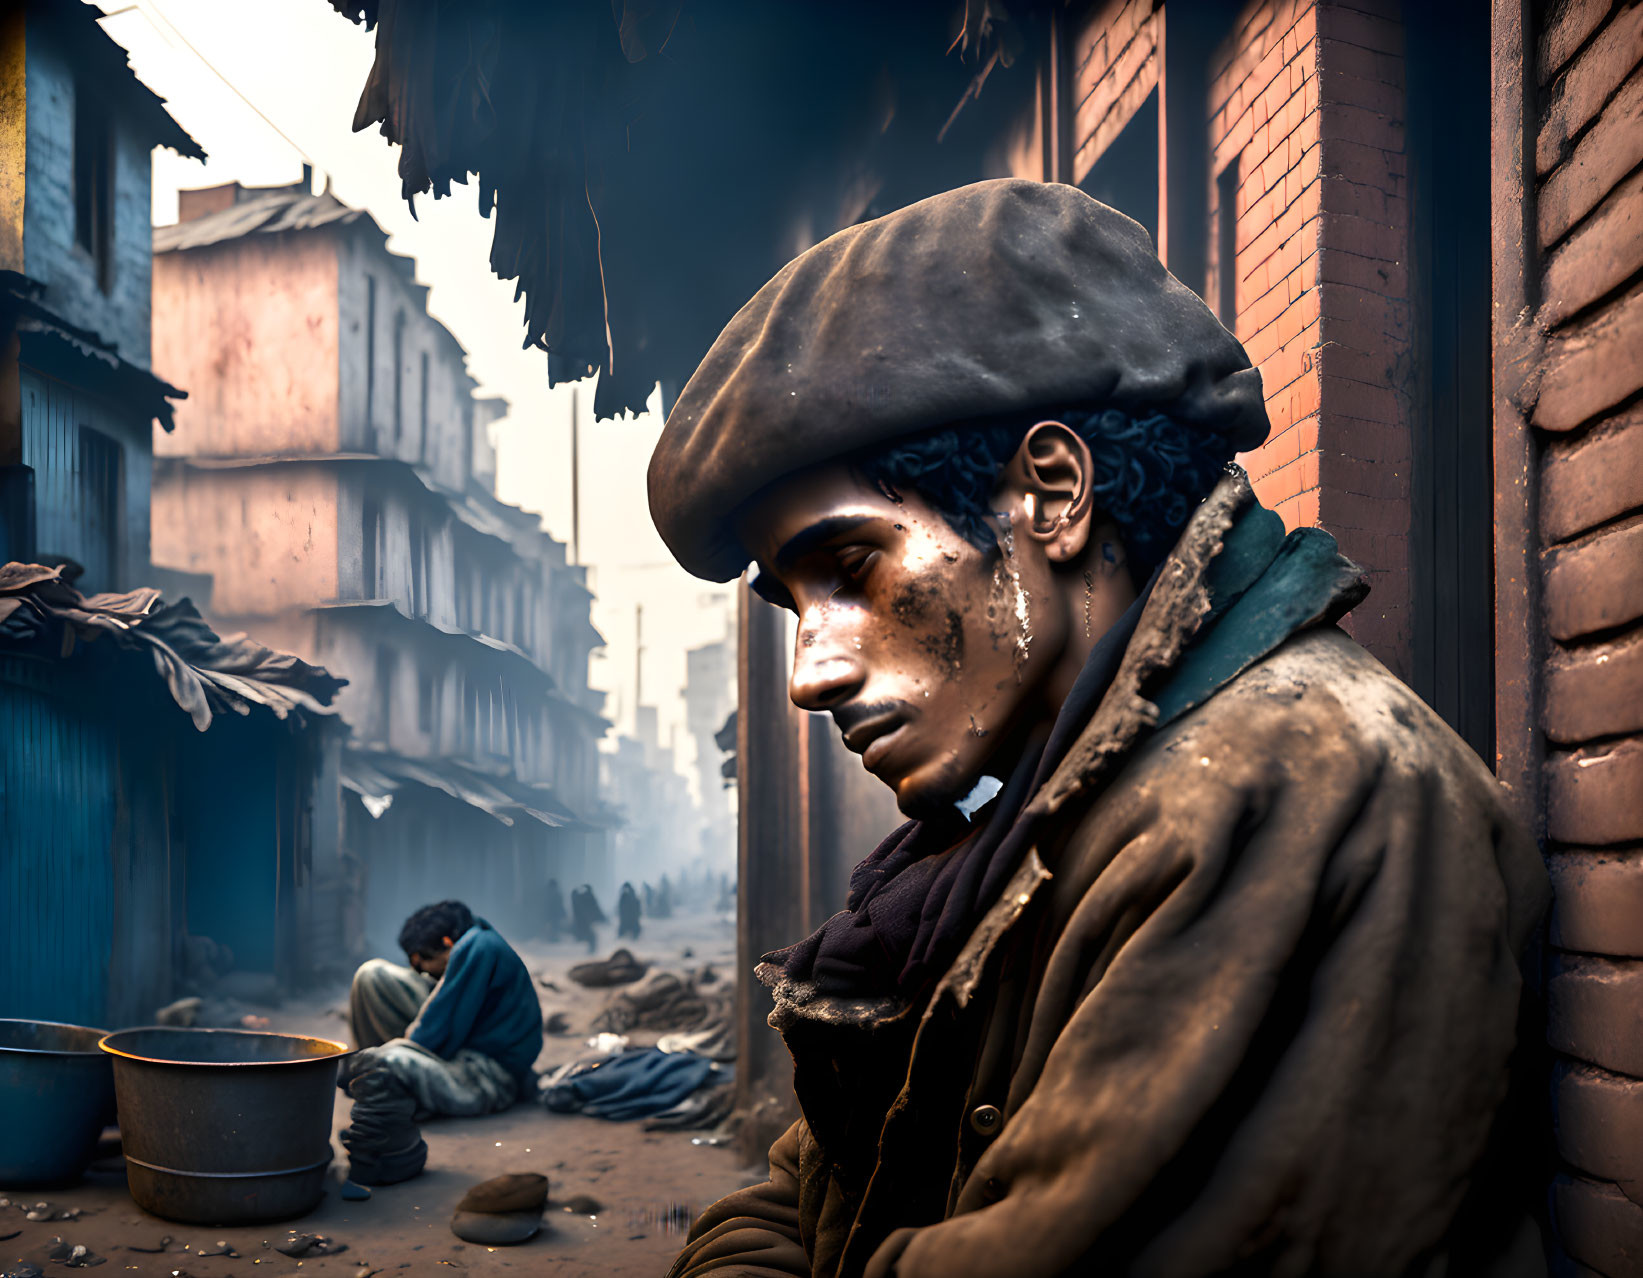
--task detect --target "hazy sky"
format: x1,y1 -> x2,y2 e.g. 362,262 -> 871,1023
99,0 -> 736,788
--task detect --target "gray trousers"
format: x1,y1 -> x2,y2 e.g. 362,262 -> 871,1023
349,959 -> 435,1048
345,959 -> 518,1118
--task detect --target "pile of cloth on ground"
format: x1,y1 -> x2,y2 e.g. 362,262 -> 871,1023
591,970 -> 729,1035
567,948 -> 649,988
537,969 -> 737,1130
538,1038 -> 733,1130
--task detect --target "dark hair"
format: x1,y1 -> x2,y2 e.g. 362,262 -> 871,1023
855,408 -> 1232,574
398,900 -> 474,957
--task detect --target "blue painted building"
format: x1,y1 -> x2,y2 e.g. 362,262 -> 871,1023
0,3 -> 349,1030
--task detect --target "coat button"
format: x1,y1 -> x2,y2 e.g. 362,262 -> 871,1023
969,1104 -> 1002,1136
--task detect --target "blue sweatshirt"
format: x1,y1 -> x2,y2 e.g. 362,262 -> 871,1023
408,919 -> 542,1085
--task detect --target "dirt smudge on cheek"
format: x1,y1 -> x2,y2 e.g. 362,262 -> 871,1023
890,577 -> 941,629
916,607 -> 965,673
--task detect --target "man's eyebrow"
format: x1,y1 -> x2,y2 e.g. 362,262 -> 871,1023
772,515 -> 876,575
749,570 -> 796,613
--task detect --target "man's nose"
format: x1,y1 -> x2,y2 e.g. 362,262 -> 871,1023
790,631 -> 865,712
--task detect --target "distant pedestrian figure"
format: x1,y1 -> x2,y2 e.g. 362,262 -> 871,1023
544,878 -> 566,943
653,875 -> 674,920
642,882 -> 656,916
570,884 -> 606,954
617,882 -> 642,940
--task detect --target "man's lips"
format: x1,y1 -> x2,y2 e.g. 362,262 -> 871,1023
841,713 -> 906,767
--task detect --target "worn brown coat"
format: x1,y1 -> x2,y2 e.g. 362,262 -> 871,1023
670,480 -> 1550,1278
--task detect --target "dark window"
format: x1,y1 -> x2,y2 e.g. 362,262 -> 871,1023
461,400 -> 474,486
1077,89 -> 1158,247
76,425 -> 121,590
418,352 -> 430,462
392,311 -> 406,444
73,85 -> 113,292
417,669 -> 436,735
1216,157 -> 1241,329
364,276 -> 377,436
1405,0 -> 1494,760
361,495 -> 380,596
373,644 -> 397,740
409,517 -> 426,617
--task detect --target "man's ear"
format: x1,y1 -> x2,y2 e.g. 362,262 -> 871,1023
993,421 -> 1096,564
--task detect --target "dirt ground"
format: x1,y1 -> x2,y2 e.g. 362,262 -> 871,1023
2,911 -> 758,1278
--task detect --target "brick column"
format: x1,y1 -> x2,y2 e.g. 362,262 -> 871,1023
1209,0 -> 1414,679
1521,0 -> 1643,1268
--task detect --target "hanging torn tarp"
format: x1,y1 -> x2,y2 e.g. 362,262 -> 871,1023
0,562 -> 346,730
341,746 -> 588,831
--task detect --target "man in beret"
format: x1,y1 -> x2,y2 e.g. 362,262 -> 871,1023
651,180 -> 1548,1277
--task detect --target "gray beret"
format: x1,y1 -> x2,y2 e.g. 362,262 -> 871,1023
649,178 -> 1269,582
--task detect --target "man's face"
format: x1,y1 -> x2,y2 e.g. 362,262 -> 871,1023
410,938 -> 453,978
740,462 -> 1075,819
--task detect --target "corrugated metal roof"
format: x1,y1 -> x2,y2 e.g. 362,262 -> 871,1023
154,189 -> 376,253
341,746 -> 587,831
36,0 -> 206,162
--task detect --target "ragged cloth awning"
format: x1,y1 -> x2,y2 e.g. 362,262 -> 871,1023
327,0 -> 1025,418
0,563 -> 346,730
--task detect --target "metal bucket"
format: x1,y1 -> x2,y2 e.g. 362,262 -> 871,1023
0,1019 -> 116,1187
99,1027 -> 352,1225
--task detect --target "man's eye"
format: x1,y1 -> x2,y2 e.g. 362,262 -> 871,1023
837,548 -> 876,582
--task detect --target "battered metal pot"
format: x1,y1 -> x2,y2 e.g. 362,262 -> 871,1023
0,1019 -> 116,1187
99,1027 -> 352,1224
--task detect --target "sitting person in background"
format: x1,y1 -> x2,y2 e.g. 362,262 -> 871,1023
341,901 -> 544,1184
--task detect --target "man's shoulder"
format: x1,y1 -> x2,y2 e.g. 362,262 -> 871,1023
1131,624 -> 1507,811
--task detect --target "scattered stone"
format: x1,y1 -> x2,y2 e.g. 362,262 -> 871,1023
25,1203 -> 80,1223
449,1172 -> 547,1247
2,1264 -> 44,1278
455,1174 -> 547,1215
274,1232 -> 347,1258
193,1240 -> 237,1257
339,1180 -> 372,1201
121,1236 -> 174,1253
681,947 -> 694,959
559,1195 -> 604,1216
46,1239 -> 104,1267
542,1012 -> 571,1036
449,1211 -> 539,1246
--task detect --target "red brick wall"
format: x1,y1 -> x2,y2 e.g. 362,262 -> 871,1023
1528,0 -> 1643,1267
1070,0 -> 1160,183
1206,0 -> 1413,679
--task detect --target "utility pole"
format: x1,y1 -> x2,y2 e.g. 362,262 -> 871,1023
569,387 -> 581,565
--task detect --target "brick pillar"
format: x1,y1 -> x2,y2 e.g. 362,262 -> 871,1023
1515,0 -> 1643,1268
1209,0 -> 1415,680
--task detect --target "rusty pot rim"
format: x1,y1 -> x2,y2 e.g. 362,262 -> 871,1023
99,1026 -> 353,1067
0,1017 -> 113,1058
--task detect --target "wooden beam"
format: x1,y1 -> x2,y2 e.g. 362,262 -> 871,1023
1489,0 -> 1545,834
734,581 -> 804,1162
